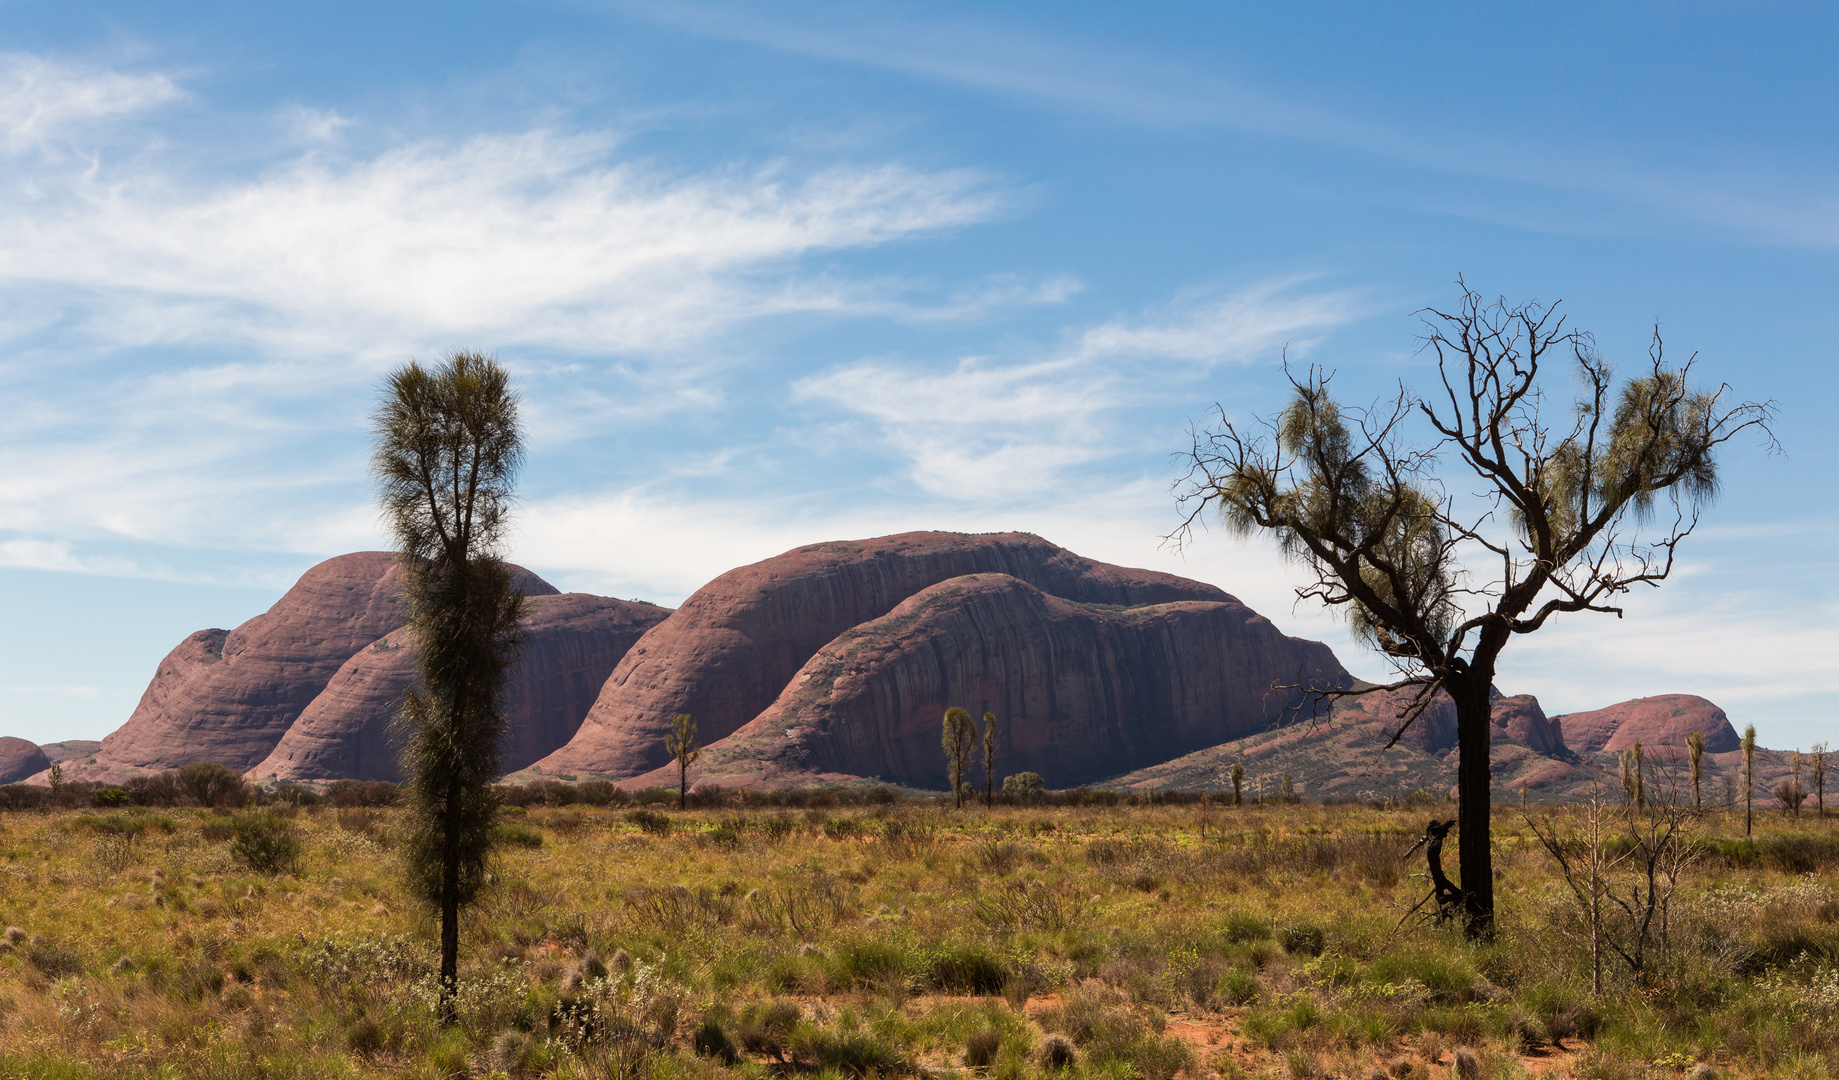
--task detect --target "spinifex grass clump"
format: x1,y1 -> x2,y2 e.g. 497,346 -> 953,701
0,795 -> 1837,1077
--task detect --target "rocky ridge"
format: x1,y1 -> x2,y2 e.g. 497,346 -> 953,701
530,531 -> 1237,781
622,571 -> 1349,789
251,593 -> 669,782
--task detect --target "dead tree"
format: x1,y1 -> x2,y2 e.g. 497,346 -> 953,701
1171,284 -> 1774,937
1400,818 -> 1464,925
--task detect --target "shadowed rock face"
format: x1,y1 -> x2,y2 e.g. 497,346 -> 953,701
0,737 -> 51,784
1554,694 -> 1740,754
531,531 -> 1235,780
89,552 -> 559,774
623,572 -> 1351,789
1490,693 -> 1566,757
250,594 -> 670,782
1305,687 -> 1567,760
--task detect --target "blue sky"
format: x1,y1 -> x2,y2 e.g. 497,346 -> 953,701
2,2 -> 1834,751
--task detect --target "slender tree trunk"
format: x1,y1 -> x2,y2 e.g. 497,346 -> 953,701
1451,673 -> 1496,939
679,758 -> 687,811
440,773 -> 461,1025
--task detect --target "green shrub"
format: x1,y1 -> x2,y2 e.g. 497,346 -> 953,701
1278,923 -> 1325,956
1216,970 -> 1261,1006
90,787 -> 130,807
26,939 -> 84,979
791,1024 -> 908,1076
704,824 -> 742,848
694,1013 -> 740,1064
966,1028 -> 1003,1067
1220,911 -> 1271,943
229,811 -> 301,874
736,999 -> 803,1061
1002,772 -> 1046,800
492,822 -> 544,848
1040,1034 -> 1076,1070
1369,949 -> 1475,1001
627,809 -> 672,835
928,944 -> 1008,994
831,938 -> 915,987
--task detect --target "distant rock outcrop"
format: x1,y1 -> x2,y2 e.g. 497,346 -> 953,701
1554,694 -> 1740,754
531,532 -> 1234,780
251,594 -> 670,782
83,552 -> 558,776
0,738 -> 51,784
1490,693 -> 1566,757
37,740 -> 101,765
621,571 -> 1351,789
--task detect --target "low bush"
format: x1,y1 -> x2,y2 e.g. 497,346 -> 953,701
628,809 -> 672,835
492,822 -> 544,849
928,944 -> 1009,994
326,780 -> 400,808
230,810 -> 302,874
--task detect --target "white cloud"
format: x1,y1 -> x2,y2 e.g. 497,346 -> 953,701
795,281 -> 1360,498
0,55 -> 1026,563
0,54 -> 181,155
0,130 -> 1006,359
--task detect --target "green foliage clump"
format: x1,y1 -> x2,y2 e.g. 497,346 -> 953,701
491,822 -> 544,849
229,810 -> 302,874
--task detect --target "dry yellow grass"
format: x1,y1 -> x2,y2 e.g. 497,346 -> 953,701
0,794 -> 1834,1079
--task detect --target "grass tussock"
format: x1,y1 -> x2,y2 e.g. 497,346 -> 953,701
0,792 -> 1835,1077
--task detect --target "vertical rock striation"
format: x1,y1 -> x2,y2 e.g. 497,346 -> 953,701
529,531 -> 1236,780
250,594 -> 670,781
624,572 -> 1351,789
85,552 -> 558,775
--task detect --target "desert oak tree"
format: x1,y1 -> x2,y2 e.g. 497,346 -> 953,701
942,707 -> 976,809
665,713 -> 700,811
1172,285 -> 1773,936
374,351 -> 528,1022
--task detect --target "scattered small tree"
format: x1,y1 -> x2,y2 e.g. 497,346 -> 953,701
1686,730 -> 1705,810
1813,742 -> 1829,820
1624,742 -> 1645,808
1530,774 -> 1700,991
1172,285 -> 1774,937
1280,773 -> 1296,802
1002,772 -> 1045,801
981,712 -> 998,808
375,351 -> 528,1024
1742,724 -> 1758,838
942,707 -> 976,809
178,761 -> 250,808
1792,750 -> 1807,817
1230,763 -> 1245,807
665,714 -> 700,811
1774,776 -> 1807,817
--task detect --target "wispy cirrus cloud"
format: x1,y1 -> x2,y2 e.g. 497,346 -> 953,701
795,281 -> 1361,498
0,53 -> 181,155
0,54 -> 1029,564
0,127 -> 1008,360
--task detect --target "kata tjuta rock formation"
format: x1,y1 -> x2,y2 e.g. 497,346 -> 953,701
1551,694 -> 1741,754
623,570 -> 1351,789
74,552 -> 561,779
250,593 -> 669,782
0,737 -> 52,785
527,530 -> 1297,781
1111,684 -> 1583,798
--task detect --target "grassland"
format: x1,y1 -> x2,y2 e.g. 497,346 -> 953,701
0,793 -> 1836,1079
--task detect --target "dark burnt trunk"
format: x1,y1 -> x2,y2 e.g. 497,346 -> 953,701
439,688 -> 463,1025
1450,672 -> 1495,939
